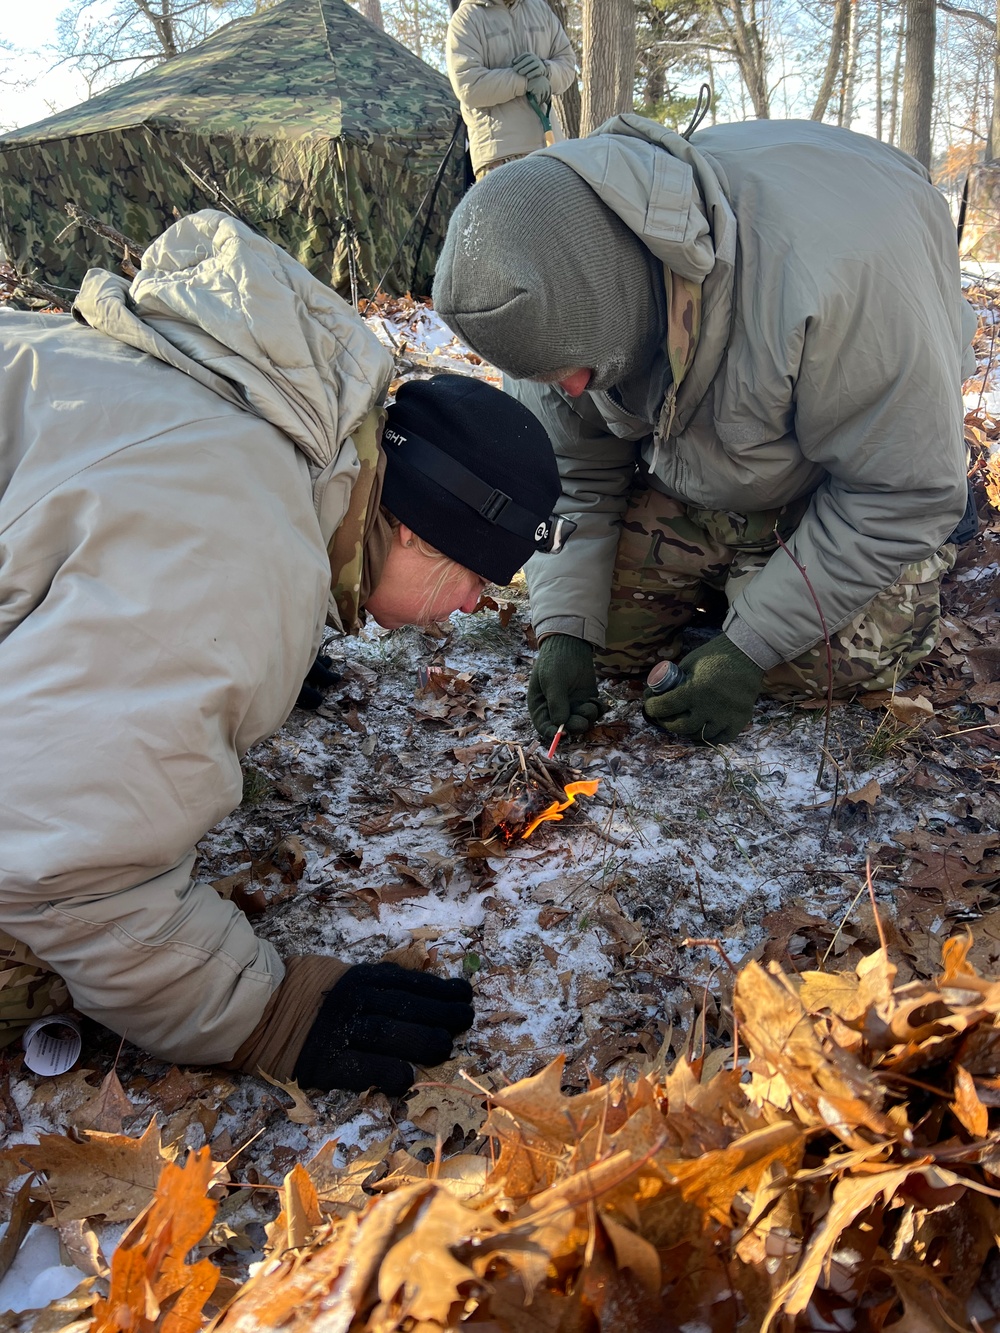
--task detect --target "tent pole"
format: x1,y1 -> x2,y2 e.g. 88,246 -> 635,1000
334,137 -> 360,308
359,115 -> 464,313
409,112 -> 464,293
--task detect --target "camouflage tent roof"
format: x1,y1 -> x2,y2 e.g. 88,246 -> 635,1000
0,0 -> 464,295
1,0 -> 456,147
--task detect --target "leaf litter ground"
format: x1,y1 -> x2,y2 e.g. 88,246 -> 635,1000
0,290 -> 998,1330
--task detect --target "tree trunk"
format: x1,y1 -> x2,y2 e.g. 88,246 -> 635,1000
987,1 -> 1000,159
411,0 -> 422,59
899,0 -> 934,167
134,0 -> 180,59
644,59 -> 665,107
843,0 -> 861,127
356,0 -> 384,29
547,0 -> 581,138
888,6 -> 904,144
836,54 -> 846,126
712,0 -> 770,117
960,163 -> 1000,260
580,0 -> 636,135
875,0 -> 883,137
811,0 -> 850,121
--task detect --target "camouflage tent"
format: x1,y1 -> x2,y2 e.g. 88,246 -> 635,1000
0,0 -> 463,297
959,161 -> 1000,266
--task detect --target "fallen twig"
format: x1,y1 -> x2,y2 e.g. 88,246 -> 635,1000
55,203 -> 146,277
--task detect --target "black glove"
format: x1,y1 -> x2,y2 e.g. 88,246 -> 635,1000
528,634 -> 605,744
945,476 -> 978,546
296,652 -> 342,711
642,634 -> 764,744
293,963 -> 474,1096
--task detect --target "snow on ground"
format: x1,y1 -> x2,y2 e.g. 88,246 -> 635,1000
193,601 -> 981,1091
964,261 -> 1000,285
365,298 -> 501,385
0,1228 -> 78,1316
2,297 -> 999,1316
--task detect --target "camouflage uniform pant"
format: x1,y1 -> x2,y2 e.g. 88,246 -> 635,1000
475,153 -> 529,179
595,484 -> 956,700
0,928 -> 71,1050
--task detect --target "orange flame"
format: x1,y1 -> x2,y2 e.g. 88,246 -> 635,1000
521,779 -> 600,839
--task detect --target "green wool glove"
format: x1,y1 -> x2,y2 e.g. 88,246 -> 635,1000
528,634 -> 604,744
642,634 -> 764,744
512,51 -> 546,80
525,72 -> 552,102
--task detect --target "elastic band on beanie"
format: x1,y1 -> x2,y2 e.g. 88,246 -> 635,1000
380,375 -> 564,585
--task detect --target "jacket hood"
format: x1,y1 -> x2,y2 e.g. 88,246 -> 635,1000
73,210 -> 392,472
536,114 -> 738,432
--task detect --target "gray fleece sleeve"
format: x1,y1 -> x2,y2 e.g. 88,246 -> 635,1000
507,378 -> 637,648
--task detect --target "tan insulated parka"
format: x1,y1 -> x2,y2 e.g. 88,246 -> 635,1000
515,117 -> 975,668
447,0 -> 576,173
0,211 -> 392,1064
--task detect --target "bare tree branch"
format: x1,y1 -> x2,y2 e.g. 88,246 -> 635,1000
936,0 -> 992,31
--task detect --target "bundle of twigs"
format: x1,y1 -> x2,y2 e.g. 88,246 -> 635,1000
469,741 -> 594,846
1,204 -> 149,313
0,261 -> 69,311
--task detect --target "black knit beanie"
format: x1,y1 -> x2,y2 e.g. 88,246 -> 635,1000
432,153 -> 665,392
380,375 -> 562,585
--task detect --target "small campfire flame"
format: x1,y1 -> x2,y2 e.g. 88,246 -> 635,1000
520,779 -> 600,840
491,778 -> 601,845
471,743 -> 602,851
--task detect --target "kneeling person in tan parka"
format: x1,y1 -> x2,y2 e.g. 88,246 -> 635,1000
0,210 -> 564,1096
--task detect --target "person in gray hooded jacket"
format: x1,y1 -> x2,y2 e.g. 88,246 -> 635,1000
433,115 -> 976,746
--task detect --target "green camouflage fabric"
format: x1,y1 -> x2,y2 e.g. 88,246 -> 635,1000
328,408 -> 384,632
666,269 -> 702,388
596,483 -> 956,699
0,0 -> 463,297
0,929 -> 71,1050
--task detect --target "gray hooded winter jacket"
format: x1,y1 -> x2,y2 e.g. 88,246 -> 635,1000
511,117 -> 974,668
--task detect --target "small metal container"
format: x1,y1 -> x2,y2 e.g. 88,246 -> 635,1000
646,660 -> 685,694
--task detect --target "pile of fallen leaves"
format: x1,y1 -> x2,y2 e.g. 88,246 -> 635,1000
6,934 -> 1000,1331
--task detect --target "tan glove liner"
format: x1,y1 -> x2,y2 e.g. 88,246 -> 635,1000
228,955 -> 349,1079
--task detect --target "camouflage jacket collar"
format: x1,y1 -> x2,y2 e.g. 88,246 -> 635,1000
327,408 -> 389,634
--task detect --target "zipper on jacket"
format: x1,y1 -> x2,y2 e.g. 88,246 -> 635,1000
600,387 -> 650,429
648,382 -> 678,477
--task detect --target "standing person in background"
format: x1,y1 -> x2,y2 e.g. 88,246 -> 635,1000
447,0 -> 577,180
